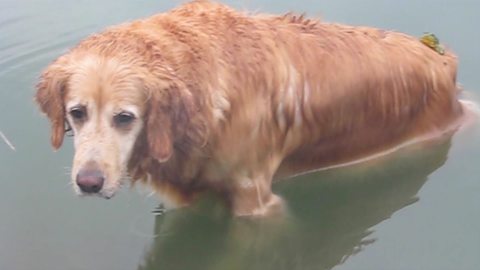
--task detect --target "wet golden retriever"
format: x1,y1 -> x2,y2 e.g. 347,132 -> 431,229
36,0 -> 464,216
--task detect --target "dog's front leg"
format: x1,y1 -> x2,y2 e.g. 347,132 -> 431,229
230,174 -> 284,217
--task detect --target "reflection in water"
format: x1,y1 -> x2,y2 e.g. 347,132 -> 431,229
137,136 -> 453,270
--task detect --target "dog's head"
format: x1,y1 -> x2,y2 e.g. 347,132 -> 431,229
36,52 -> 201,198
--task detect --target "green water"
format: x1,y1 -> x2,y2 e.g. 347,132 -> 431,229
1,1 -> 479,269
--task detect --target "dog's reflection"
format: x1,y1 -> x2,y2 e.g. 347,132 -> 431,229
138,136 -> 452,270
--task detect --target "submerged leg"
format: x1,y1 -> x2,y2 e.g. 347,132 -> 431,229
230,175 -> 284,216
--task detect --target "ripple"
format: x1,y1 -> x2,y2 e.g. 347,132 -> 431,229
0,24 -> 96,76
0,40 -> 23,53
0,17 -> 25,28
0,42 -> 71,76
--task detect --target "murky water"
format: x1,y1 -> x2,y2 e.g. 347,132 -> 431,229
1,0 -> 479,269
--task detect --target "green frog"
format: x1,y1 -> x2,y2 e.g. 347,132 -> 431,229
420,32 -> 445,55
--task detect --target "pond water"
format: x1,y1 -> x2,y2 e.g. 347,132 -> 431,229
1,0 -> 479,270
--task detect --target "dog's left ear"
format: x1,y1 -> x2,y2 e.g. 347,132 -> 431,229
146,90 -> 174,162
145,78 -> 205,163
35,59 -> 70,150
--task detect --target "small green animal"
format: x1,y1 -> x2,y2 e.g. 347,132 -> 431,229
420,33 -> 445,55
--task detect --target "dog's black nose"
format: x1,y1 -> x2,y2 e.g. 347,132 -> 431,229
76,169 -> 105,194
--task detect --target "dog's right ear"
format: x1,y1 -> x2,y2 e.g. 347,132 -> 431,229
35,60 -> 70,150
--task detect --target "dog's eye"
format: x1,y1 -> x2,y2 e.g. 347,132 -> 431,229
69,106 -> 87,121
114,112 -> 135,127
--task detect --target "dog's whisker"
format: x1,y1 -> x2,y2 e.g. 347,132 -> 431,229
146,190 -> 156,198
64,181 -> 76,190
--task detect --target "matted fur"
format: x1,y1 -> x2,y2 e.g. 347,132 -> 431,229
36,0 -> 463,215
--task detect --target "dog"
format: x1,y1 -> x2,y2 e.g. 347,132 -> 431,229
36,0 -> 464,216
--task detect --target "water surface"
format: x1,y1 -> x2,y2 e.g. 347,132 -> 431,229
1,1 -> 479,270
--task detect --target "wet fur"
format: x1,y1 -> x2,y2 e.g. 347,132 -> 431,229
36,0 -> 463,215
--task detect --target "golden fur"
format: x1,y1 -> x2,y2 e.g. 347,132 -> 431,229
36,0 -> 463,215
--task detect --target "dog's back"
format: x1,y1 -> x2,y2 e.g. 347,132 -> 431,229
261,19 -> 463,175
